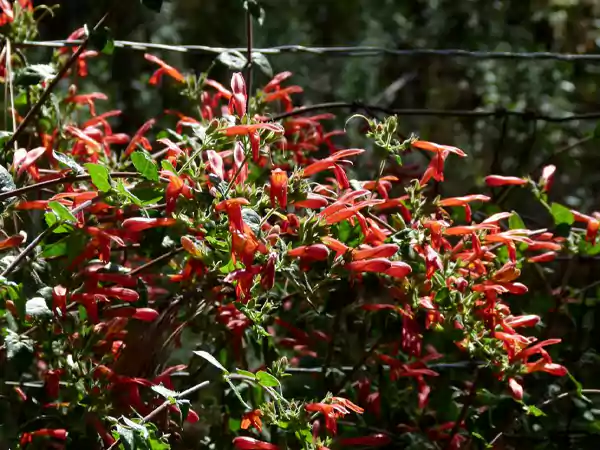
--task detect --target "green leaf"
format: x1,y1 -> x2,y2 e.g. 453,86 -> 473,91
49,201 -> 77,223
122,417 -> 149,439
116,180 -> 143,206
53,152 -> 85,175
131,151 -> 159,181
194,350 -> 228,373
252,52 -> 272,77
14,64 -> 56,86
25,297 -> 52,319
217,51 -> 247,70
89,26 -> 115,55
4,330 -> 34,373
235,369 -> 256,380
161,160 -> 177,174
256,370 -> 279,387
85,163 -> 112,192
115,424 -> 135,450
524,404 -> 546,417
0,131 -> 13,145
44,212 -> 73,233
177,399 -> 191,422
152,384 -> 178,403
243,0 -> 266,25
551,202 -> 574,225
141,0 -> 163,12
508,211 -> 526,230
0,164 -> 16,210
242,208 -> 261,235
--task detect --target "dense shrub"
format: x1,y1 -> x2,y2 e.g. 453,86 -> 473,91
1,2 -> 600,450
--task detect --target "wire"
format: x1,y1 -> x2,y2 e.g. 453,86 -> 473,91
267,101 -> 600,123
16,40 -> 600,62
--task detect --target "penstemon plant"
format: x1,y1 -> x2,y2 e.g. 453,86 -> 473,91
1,2 -> 599,450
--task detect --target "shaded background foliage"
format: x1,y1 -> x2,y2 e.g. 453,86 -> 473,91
6,0 -> 600,448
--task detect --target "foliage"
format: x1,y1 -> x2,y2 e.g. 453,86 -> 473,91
1,2 -> 600,450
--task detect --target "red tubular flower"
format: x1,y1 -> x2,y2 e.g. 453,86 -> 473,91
216,198 -> 251,232
161,170 -> 193,214
345,258 -> 392,273
20,429 -> 67,447
124,119 -> 156,157
233,141 -> 248,184
229,72 -> 247,116
485,175 -> 528,187
302,149 -> 365,177
222,123 -> 284,137
132,308 -> 160,321
122,217 -> 177,232
352,244 -> 398,260
52,285 -> 67,315
539,164 -> 556,192
232,437 -> 279,450
0,233 -> 25,250
269,169 -> 288,209
385,261 -> 412,279
241,409 -> 263,432
438,194 -> 490,207
263,71 -> 293,92
528,251 -> 557,263
206,150 -> 225,179
412,140 -> 467,157
338,434 -> 392,447
13,146 -> 46,177
508,378 -> 523,400
144,53 -> 185,84
293,193 -> 329,209
288,244 -> 330,261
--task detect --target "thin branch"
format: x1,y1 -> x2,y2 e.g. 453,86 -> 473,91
106,380 -> 210,450
5,39 -> 18,151
15,40 -> 600,63
3,11 -> 110,151
445,369 -> 479,450
0,172 -> 140,202
128,247 -> 184,276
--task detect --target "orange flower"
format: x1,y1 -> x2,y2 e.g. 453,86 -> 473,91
269,169 -> 288,209
485,175 -> 528,187
352,244 -> 398,260
122,217 -> 177,233
293,193 -> 329,209
216,198 -> 251,232
241,409 -> 263,432
145,53 -> 185,84
287,244 -> 330,262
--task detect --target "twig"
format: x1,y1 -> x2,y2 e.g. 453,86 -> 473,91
0,200 -> 93,277
5,39 -> 17,151
0,172 -> 140,202
128,247 -> 184,276
15,40 -> 600,63
3,11 -> 110,151
106,380 -> 210,450
445,368 -> 479,450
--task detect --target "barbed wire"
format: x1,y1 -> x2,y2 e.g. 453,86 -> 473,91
15,40 -> 600,62
268,101 -> 600,123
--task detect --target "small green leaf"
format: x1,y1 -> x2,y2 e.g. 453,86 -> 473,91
115,424 -> 135,450
131,151 -> 159,181
116,180 -> 143,206
242,208 -> 261,235
194,350 -> 228,373
252,52 -> 272,77
122,417 -> 149,439
0,131 -> 13,145
256,370 -> 279,387
25,297 -> 52,318
141,0 -> 163,12
508,211 -> 526,230
89,26 -> 115,55
243,0 -> 265,25
14,64 -> 56,86
49,201 -> 77,223
53,152 -> 85,175
85,163 -> 112,192
217,51 -> 247,70
161,160 -> 177,174
177,399 -> 191,422
152,384 -> 178,403
225,377 -> 251,409
524,404 -> 546,417
235,369 -> 256,380
551,202 -> 574,225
